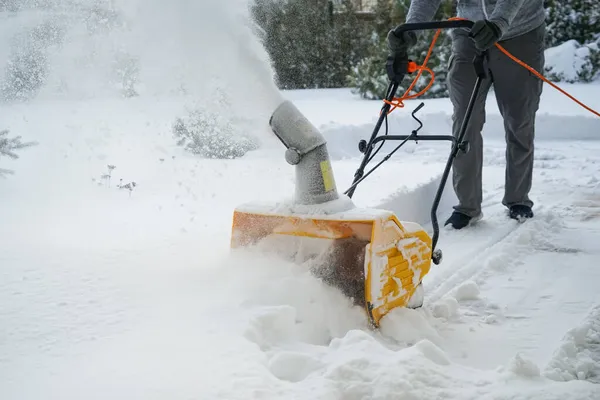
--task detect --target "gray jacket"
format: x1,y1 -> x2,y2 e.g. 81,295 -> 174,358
406,0 -> 546,41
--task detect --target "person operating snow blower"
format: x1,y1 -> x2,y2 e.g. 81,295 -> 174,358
388,0 -> 546,229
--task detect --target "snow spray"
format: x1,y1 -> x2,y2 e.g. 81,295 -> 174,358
0,0 -> 284,144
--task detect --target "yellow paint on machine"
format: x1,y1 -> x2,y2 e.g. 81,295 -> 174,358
230,207 -> 432,327
320,160 -> 335,192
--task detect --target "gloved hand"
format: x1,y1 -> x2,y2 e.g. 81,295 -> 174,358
469,20 -> 502,51
386,29 -> 417,83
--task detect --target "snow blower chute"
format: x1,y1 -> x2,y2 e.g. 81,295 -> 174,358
231,20 -> 479,327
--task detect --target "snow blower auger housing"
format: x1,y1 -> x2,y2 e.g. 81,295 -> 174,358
231,20 -> 481,328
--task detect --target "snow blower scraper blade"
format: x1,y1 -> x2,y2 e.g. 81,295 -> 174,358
230,100 -> 433,327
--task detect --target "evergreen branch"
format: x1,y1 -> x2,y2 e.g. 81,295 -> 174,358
0,129 -> 38,160
0,168 -> 14,177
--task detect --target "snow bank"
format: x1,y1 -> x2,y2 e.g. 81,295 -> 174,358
544,305 -> 600,383
283,84 -> 600,162
317,111 -> 600,153
545,40 -> 600,83
326,158 -> 457,226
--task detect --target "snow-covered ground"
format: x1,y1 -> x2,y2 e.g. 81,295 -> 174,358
2,2 -> 600,399
2,83 -> 600,399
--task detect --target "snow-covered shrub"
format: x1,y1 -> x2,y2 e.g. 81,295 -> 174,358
544,39 -> 600,83
1,48 -> 47,102
0,18 -> 65,102
543,0 -> 600,83
172,109 -> 259,159
545,0 -> 599,49
0,129 -> 37,177
112,49 -> 139,98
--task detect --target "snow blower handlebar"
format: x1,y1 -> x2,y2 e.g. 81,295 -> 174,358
347,19 -> 483,266
391,19 -> 474,37
348,19 -> 476,191
386,20 -> 475,85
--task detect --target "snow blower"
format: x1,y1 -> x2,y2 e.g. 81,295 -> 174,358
231,20 -> 480,327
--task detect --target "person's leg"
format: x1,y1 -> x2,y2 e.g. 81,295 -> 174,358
445,30 -> 493,228
489,23 -> 545,219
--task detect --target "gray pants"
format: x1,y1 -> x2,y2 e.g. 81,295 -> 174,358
447,23 -> 546,217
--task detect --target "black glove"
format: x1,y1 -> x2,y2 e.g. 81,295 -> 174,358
386,29 -> 417,83
469,20 -> 502,51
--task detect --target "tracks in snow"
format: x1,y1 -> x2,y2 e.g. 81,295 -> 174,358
417,186 -> 600,373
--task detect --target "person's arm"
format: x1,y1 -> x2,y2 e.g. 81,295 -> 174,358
405,0 -> 443,23
488,0 -> 527,35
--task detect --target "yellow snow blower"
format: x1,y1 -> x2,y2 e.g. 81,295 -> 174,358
231,20 -> 478,327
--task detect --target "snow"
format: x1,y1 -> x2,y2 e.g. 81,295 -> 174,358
432,296 -> 461,320
544,39 -> 600,83
544,305 -> 600,383
2,1 -> 600,399
453,280 -> 481,301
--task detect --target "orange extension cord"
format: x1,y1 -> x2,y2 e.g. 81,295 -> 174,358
384,18 -> 600,119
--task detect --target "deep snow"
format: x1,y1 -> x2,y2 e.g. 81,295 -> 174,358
2,1 -> 600,399
2,87 -> 600,399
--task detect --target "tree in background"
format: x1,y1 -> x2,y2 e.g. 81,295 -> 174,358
348,0 -> 454,100
545,0 -> 599,48
252,0 -> 599,97
251,0 -> 370,89
346,0 -> 401,99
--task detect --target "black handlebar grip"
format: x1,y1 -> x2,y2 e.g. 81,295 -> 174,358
392,20 -> 474,36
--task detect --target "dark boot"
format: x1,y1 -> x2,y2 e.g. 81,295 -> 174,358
445,211 -> 482,229
509,205 -> 533,221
